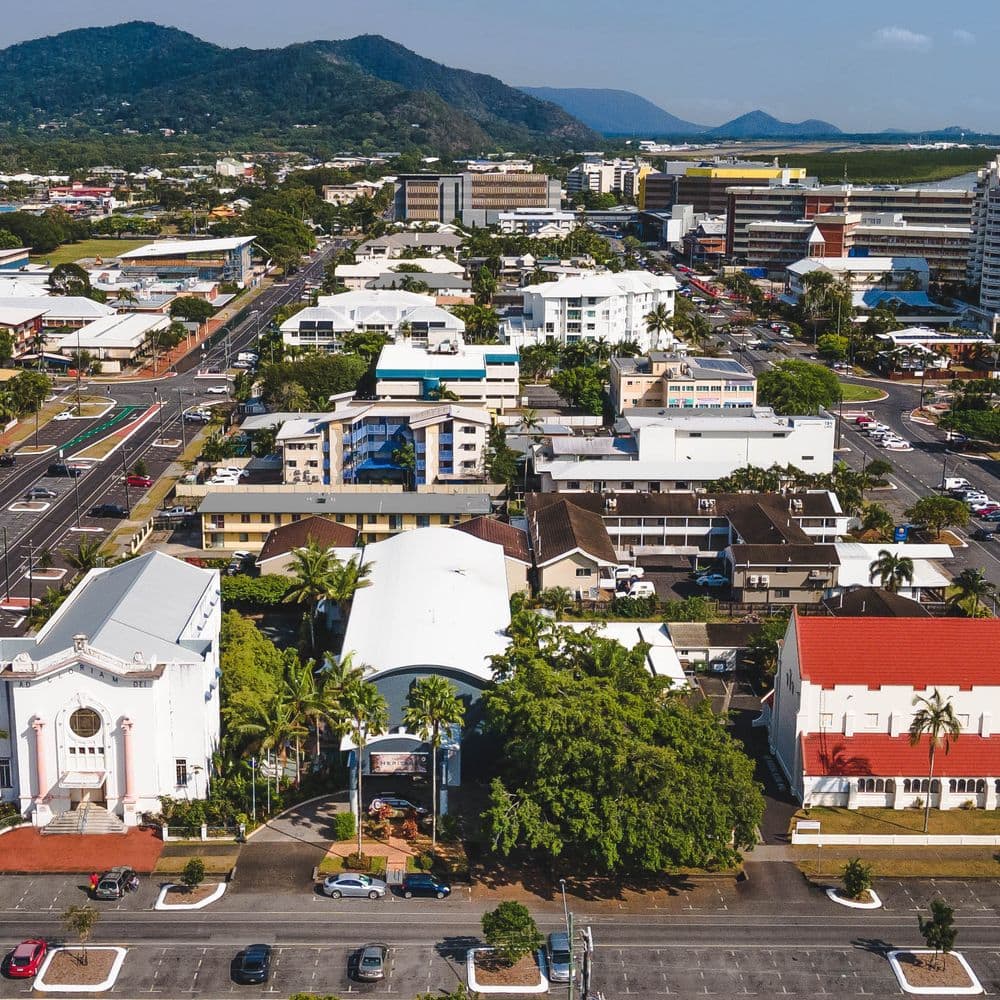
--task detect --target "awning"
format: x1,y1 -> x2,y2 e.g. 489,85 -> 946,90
59,770 -> 107,789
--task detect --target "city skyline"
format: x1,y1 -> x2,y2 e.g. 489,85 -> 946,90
0,0 -> 994,133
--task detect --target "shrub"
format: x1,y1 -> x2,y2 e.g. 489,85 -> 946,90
661,596 -> 715,622
609,595 -> 657,617
181,858 -> 206,890
331,811 -> 356,842
438,813 -> 461,843
841,857 -> 872,900
220,574 -> 291,606
481,901 -> 544,966
415,851 -> 434,871
401,816 -> 419,841
344,851 -> 370,871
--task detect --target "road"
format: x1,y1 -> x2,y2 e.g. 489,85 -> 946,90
2,865 -> 1000,997
0,244 -> 338,632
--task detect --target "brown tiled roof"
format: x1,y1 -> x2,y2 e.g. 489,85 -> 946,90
728,544 -> 840,566
822,587 -> 931,618
726,502 -> 809,545
452,516 -> 531,564
530,499 -> 618,566
257,516 -> 359,564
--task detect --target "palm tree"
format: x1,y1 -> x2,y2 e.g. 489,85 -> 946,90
283,542 -> 337,651
403,675 -> 466,849
328,556 -> 372,628
225,689 -> 307,788
948,568 -> 996,618
281,654 -> 322,785
643,303 -> 672,348
909,689 -> 961,833
520,408 -> 543,442
317,650 -> 366,749
868,549 -> 914,594
858,503 -> 894,542
341,678 -> 389,857
61,538 -> 102,577
392,441 -> 417,490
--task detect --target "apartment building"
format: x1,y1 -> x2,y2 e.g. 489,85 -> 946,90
276,399 -> 491,487
0,303 -> 48,354
510,270 -> 678,350
727,183 -> 975,260
279,290 -> 465,353
355,232 -> 462,261
199,491 -> 493,551
747,212 -> 971,282
609,353 -> 757,414
393,172 -> 561,226
334,257 -> 465,291
566,159 -> 649,200
968,156 -> 1000,316
534,407 -> 835,493
497,208 -> 578,237
375,341 -> 520,411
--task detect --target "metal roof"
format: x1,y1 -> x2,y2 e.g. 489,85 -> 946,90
198,491 -> 494,516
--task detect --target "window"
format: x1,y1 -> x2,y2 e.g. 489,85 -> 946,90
175,759 -> 188,787
240,513 -> 251,524
367,514 -> 377,525
801,456 -> 814,462
820,713 -> 833,729
621,481 -> 634,491
864,713 -> 879,729
774,588 -> 790,598
69,708 -> 102,738
575,567 -> 591,578
238,533 -> 249,543
416,515 -> 430,528
260,514 -> 271,524
567,481 -> 580,490
0,758 -> 10,788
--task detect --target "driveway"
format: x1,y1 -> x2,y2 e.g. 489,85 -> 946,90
233,794 -> 346,893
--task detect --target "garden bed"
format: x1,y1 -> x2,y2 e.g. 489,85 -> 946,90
791,807 -> 1000,837
155,881 -> 227,910
35,947 -> 127,993
467,948 -> 548,994
887,950 -> 982,995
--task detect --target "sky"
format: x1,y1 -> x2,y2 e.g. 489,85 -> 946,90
1,0 -> 994,132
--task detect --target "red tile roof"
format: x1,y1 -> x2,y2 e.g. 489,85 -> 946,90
803,733 -> 1000,777
257,516 -> 359,564
794,614 -> 1000,690
452,516 -> 531,564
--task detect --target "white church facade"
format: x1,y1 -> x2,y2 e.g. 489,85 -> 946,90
0,552 -> 221,828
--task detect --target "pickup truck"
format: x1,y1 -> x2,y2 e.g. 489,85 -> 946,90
157,506 -> 192,519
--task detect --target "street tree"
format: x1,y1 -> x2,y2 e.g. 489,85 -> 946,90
841,858 -> 873,901
181,857 -> 206,891
905,495 -> 969,539
63,904 -> 99,965
483,620 -> 764,872
403,675 -> 466,849
481,902 -> 544,966
909,689 -> 961,834
758,360 -> 841,414
868,549 -> 914,593
170,297 -> 215,324
918,899 -> 958,970
858,502 -> 895,542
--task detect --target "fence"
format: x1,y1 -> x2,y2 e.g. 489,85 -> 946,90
792,831 -> 1000,847
162,822 -> 241,842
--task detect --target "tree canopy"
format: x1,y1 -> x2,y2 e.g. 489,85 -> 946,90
758,360 -> 841,414
482,617 -> 764,872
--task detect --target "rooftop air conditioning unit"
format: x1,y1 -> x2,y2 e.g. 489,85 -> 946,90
748,575 -> 760,586
758,575 -> 770,587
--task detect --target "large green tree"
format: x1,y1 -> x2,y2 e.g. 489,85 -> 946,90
483,620 -> 764,872
905,496 -> 969,538
550,365 -> 605,416
758,360 -> 841,414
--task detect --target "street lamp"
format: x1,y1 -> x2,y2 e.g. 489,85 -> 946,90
559,878 -> 575,1000
176,388 -> 188,452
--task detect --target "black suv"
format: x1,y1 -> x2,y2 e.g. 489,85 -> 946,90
47,463 -> 82,478
400,873 -> 451,899
94,866 -> 137,899
0,453 -> 14,467
90,504 -> 128,519
234,944 -> 271,984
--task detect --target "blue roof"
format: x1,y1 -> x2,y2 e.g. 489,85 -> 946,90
861,290 -> 944,310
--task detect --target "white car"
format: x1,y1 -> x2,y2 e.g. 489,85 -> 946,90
968,499 -> 998,512
204,385 -> 229,395
207,475 -> 241,485
215,467 -> 249,478
885,440 -> 913,451
53,411 -> 73,421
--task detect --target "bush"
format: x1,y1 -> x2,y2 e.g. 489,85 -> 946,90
609,595 -> 657,617
344,851 -> 370,871
841,858 -> 872,900
181,858 -> 206,890
438,813 -> 461,843
481,901 -> 544,966
220,574 -> 291,606
414,851 -> 434,871
331,811 -> 356,841
401,816 -> 419,841
661,596 -> 715,622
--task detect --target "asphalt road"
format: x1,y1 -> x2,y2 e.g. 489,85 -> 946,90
0,244 -> 338,630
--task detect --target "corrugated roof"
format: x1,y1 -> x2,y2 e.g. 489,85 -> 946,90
198,491 -> 493,516
822,587 -> 931,618
729,544 -> 840,565
794,615 -> 1000,689
803,733 -> 1000,778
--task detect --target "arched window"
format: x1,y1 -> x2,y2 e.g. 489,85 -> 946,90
903,779 -> 912,793
921,779 -> 929,793
931,779 -> 940,794
886,779 -> 896,793
949,780 -> 957,793
875,779 -> 884,793
977,780 -> 986,794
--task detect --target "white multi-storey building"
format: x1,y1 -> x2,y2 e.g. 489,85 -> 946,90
0,553 -> 221,829
510,271 -> 678,351
566,159 -> 646,200
969,155 -> 1000,319
497,208 -> 578,237
769,612 -> 1000,811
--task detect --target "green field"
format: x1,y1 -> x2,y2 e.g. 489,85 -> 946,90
838,381 -> 885,403
30,238 -> 147,266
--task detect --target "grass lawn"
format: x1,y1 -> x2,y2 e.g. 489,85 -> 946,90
154,843 -> 241,876
30,238 -> 147,266
792,806 -> 1000,836
797,853 -> 1000,879
838,381 -> 886,403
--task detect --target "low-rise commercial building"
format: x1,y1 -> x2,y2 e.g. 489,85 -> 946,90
118,237 -> 257,287
198,490 -> 493,551
334,257 -> 465,291
610,353 -> 757,414
57,312 -> 170,370
355,232 -> 462,260
784,255 -> 930,300
497,208 -> 578,237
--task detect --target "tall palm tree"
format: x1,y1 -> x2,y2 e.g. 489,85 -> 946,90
61,538 -> 102,577
858,503 -> 895,542
948,568 -> 996,618
643,303 -> 672,348
403,675 -> 466,849
341,678 -> 389,857
909,689 -> 961,833
868,549 -> 914,594
283,542 -> 337,651
281,653 -> 323,785
328,555 -> 372,628
317,650 -> 366,748
225,689 -> 307,787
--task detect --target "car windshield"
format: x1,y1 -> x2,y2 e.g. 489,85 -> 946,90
98,880 -> 117,890
11,954 -> 31,966
361,956 -> 382,968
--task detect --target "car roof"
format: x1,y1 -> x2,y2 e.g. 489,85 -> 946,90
245,944 -> 270,956
549,931 -> 570,947
13,941 -> 42,955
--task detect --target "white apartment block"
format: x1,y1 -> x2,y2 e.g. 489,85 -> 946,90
566,159 -> 645,199
969,155 -> 1000,317
534,407 -> 835,493
279,290 -> 465,353
509,271 -> 678,351
334,258 -> 465,291
497,208 -> 578,237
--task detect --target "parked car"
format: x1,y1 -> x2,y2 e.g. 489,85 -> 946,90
972,528 -> 998,541
547,932 -> 572,983
369,796 -> 427,817
52,410 -> 73,421
90,504 -> 128,519
613,564 -> 644,581
0,452 -> 15,467
204,385 -> 229,395
184,411 -> 212,423
854,415 -> 875,426
6,939 -> 47,978
626,580 -> 656,598
981,510 -> 1000,522
354,943 -> 389,982
207,475 -> 241,485
322,873 -> 387,900
215,467 -> 249,478
157,506 -> 192,519
695,573 -> 729,588
974,504 -> 1000,517
234,944 -> 272,985
884,440 -> 913,451
46,463 -> 82,478
25,487 -> 57,500
400,873 -> 451,899
94,866 -> 138,899
126,474 -> 153,488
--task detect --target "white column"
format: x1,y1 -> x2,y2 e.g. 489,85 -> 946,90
31,717 -> 52,827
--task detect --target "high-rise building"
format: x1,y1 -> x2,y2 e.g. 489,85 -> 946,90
394,172 -> 560,226
638,161 -> 808,213
968,156 -> 1000,315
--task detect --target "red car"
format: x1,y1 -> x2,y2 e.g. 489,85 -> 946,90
7,939 -> 47,977
126,474 -> 153,488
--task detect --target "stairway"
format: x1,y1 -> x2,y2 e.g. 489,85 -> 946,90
41,803 -> 126,835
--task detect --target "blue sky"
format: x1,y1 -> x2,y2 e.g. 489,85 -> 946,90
2,0 -> 993,131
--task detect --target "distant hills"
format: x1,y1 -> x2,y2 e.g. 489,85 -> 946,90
0,22 -> 600,153
519,87 -> 707,136
703,110 -> 842,140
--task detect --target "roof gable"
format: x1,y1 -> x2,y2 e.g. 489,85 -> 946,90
257,516 -> 360,564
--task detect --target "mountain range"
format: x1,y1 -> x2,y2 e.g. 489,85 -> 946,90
0,22 -> 599,153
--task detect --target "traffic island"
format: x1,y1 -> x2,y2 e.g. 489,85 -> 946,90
887,950 -> 982,995
155,881 -> 227,910
34,946 -> 127,993
467,948 -> 549,995
826,886 -> 882,909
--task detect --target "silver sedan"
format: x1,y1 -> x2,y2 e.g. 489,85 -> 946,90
322,873 -> 387,900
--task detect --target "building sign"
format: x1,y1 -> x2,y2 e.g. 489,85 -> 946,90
370,752 -> 428,775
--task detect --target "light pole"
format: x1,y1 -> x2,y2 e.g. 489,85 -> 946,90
2,526 -> 9,601
177,388 -> 188,452
559,878 -> 575,1000
71,468 -> 82,528
251,756 -> 257,823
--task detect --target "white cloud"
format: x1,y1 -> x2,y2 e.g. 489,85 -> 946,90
870,26 -> 932,51
953,28 -> 976,45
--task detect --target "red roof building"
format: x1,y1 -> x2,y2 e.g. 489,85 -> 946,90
769,611 -> 1000,812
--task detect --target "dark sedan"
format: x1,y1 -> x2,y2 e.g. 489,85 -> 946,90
234,944 -> 271,984
400,873 -> 451,899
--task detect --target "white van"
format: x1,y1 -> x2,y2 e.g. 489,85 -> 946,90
627,581 -> 656,599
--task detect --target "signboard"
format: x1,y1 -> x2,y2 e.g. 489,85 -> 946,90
370,752 -> 428,775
